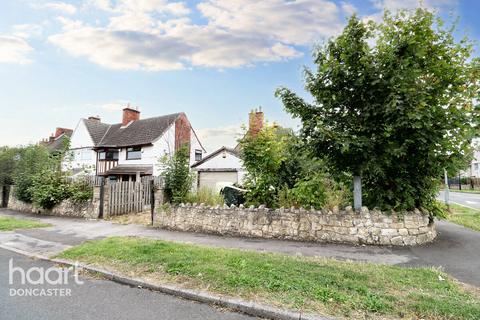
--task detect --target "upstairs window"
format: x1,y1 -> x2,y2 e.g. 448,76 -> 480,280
98,149 -> 119,161
195,149 -> 202,161
127,147 -> 142,160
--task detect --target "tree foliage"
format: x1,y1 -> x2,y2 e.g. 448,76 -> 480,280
239,126 -> 349,209
13,145 -> 52,203
0,147 -> 21,186
276,9 -> 480,211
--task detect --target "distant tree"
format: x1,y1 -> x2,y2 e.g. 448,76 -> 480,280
276,9 -> 480,212
13,145 -> 52,203
0,147 -> 20,186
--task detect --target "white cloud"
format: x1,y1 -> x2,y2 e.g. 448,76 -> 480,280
44,2 -> 77,14
341,2 -> 357,16
197,0 -> 342,45
196,124 -> 243,152
0,36 -> 33,64
48,0 -> 344,70
12,24 -> 43,38
372,0 -> 457,12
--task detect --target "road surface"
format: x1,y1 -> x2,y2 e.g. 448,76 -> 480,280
0,248 -> 254,320
438,191 -> 480,210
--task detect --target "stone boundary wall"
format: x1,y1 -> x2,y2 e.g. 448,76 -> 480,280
156,204 -> 437,246
6,186 -> 100,219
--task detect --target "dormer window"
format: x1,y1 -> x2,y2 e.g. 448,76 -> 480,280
127,147 -> 142,160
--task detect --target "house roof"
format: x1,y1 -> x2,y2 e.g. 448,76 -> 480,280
191,146 -> 240,168
44,131 -> 73,152
103,165 -> 154,176
83,119 -> 111,145
83,113 -> 182,148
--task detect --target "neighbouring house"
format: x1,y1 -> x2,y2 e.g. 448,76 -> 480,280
67,106 -> 206,181
41,127 -> 73,153
191,110 -> 264,191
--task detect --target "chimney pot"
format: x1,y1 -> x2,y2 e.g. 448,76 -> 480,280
88,116 -> 101,122
122,107 -> 141,126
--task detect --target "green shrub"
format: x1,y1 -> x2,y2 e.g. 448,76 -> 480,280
160,146 -> 194,204
14,145 -> 52,203
278,174 -> 349,210
185,187 -> 224,206
69,179 -> 93,203
30,169 -> 71,209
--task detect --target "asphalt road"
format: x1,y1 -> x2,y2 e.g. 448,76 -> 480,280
438,190 -> 480,209
0,248 -> 253,320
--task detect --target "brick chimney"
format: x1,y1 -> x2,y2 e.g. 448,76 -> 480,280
248,109 -> 264,137
88,116 -> 101,122
122,106 -> 140,126
54,127 -> 73,138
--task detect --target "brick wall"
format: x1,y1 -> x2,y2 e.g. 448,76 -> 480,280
175,113 -> 191,152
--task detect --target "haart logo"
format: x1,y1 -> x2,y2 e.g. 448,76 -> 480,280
8,258 -> 83,297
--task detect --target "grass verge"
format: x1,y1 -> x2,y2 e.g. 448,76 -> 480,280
58,237 -> 480,319
446,203 -> 480,232
0,216 -> 51,231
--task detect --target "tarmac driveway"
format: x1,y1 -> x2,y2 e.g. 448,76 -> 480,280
0,209 -> 479,287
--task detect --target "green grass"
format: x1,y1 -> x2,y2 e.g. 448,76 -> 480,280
446,203 -> 480,232
58,237 -> 480,319
0,216 -> 51,231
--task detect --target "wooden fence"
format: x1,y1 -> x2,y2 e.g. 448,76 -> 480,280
107,180 -> 155,216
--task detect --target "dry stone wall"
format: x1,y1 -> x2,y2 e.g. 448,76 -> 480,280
156,204 -> 437,246
7,187 -> 99,219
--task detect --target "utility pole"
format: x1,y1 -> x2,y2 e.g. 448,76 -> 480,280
444,169 -> 449,208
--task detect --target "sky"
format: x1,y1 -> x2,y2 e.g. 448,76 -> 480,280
0,0 -> 479,152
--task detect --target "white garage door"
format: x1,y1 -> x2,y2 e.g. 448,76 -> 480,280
199,171 -> 238,191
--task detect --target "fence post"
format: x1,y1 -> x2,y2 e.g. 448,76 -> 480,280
99,178 -> 105,219
150,180 -> 155,226
353,176 -> 362,211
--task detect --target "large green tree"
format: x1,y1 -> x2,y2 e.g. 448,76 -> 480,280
276,9 -> 479,211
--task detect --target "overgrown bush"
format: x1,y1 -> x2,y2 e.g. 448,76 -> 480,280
13,145 -> 52,203
30,169 -> 71,209
185,187 -> 224,206
239,125 -> 350,209
69,179 -> 94,203
160,146 -> 193,204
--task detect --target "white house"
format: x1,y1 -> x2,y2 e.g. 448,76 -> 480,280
191,147 -> 245,191
191,110 -> 264,191
66,107 -> 206,181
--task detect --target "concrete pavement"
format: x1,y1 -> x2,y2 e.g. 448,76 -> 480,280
438,190 -> 480,209
0,248 -> 254,320
0,208 -> 479,287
